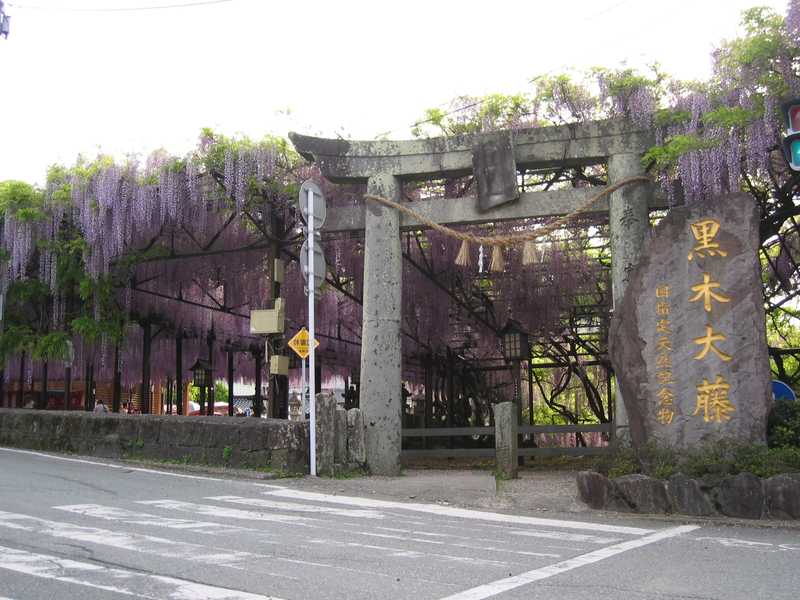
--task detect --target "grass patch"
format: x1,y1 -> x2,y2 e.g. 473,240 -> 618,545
254,465 -> 301,479
333,466 -> 368,479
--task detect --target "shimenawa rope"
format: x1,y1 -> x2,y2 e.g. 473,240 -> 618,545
363,175 -> 651,270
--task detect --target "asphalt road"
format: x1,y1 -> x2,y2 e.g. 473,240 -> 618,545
0,447 -> 798,600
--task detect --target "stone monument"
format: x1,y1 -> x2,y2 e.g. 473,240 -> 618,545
610,193 -> 771,448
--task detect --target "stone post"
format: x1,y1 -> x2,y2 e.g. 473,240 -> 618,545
494,401 -> 518,479
360,174 -> 402,475
608,153 -> 651,435
315,392 -> 335,476
334,406 -> 347,465
346,407 -> 366,465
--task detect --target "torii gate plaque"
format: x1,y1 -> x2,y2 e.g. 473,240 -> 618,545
290,119 -> 660,475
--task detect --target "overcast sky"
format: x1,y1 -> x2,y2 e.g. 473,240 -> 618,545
0,0 -> 791,185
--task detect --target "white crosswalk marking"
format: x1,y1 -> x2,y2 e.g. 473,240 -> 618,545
352,531 -> 561,558
53,503 -> 262,535
306,538 -> 512,567
206,495 -> 386,519
138,499 -> 518,567
0,510 -> 291,576
508,528 -> 622,544
137,499 -> 316,525
0,545 -> 281,600
262,488 -> 655,535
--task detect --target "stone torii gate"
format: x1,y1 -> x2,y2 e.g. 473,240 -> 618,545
290,119 -> 661,475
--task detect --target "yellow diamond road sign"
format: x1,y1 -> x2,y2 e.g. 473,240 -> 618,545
287,327 -> 319,360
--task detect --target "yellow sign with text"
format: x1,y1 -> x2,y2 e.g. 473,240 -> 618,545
287,327 -> 320,360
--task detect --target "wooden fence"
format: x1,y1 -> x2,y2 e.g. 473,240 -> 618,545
400,423 -> 612,458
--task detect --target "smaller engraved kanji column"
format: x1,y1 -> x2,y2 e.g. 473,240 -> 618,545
360,174 -> 403,475
609,153 -> 651,435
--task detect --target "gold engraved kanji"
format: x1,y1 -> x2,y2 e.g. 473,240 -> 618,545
657,386 -> 675,403
689,273 -> 731,313
656,406 -> 675,425
688,219 -> 728,261
693,375 -> 735,423
656,370 -> 674,385
693,325 -> 732,362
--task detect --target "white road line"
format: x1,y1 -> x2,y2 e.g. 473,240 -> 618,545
307,539 -> 511,568
0,510 -> 294,578
695,536 -> 800,552
53,504 -> 263,535
0,545 -> 280,599
207,495 -> 385,519
378,523 -> 619,546
263,489 -> 655,535
137,499 -> 312,525
437,525 -> 700,600
354,531 -> 561,559
508,529 -> 621,544
0,447 -> 226,482
372,527 -> 586,552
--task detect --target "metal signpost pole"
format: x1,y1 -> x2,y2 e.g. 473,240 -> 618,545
301,355 -> 306,417
307,187 -> 317,477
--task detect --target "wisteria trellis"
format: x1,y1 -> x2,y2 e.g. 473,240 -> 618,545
1,1 -> 800,399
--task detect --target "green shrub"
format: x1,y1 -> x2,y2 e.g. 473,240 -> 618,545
593,444 -> 639,478
595,439 -> 800,481
767,401 -> 800,448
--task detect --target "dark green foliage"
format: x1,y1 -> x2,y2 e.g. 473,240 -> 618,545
767,401 -> 800,448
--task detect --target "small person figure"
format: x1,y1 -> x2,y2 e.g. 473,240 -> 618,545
93,399 -> 108,414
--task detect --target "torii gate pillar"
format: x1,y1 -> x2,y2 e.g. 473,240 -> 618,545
361,174 -> 403,475
609,152 -> 651,436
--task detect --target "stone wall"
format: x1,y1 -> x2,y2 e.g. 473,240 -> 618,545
0,409 -> 309,473
577,470 -> 800,519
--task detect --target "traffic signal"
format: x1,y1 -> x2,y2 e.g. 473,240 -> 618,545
781,99 -> 800,171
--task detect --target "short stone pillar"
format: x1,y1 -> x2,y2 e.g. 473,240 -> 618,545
360,173 -> 403,475
315,393 -> 335,476
494,401 -> 518,479
346,407 -> 366,465
334,406 -> 348,465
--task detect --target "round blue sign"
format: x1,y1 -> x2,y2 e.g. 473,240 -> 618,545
772,380 -> 796,402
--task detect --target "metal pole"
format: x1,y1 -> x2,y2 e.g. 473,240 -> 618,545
308,187 -> 317,477
301,356 -> 306,418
